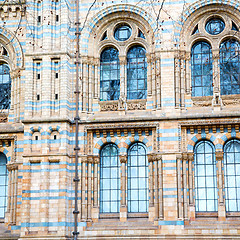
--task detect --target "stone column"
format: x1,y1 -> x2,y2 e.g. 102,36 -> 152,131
94,58 -> 99,99
81,156 -> 87,221
177,154 -> 183,219
182,153 -> 188,220
87,156 -> 93,222
174,53 -> 180,108
148,153 -> 154,221
153,155 -> 159,220
180,52 -> 185,108
92,156 -> 99,222
216,151 -> 226,221
147,53 -> 152,96
212,51 -> 221,106
188,153 -> 195,221
156,55 -> 161,109
158,154 -> 163,219
151,53 -> 156,109
82,57 -> 88,112
119,56 -> 126,110
119,154 -> 127,222
185,52 -> 191,94
88,58 -> 94,113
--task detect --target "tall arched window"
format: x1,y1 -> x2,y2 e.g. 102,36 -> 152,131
100,144 -> 120,213
224,139 -> 240,212
100,47 -> 120,101
0,153 -> 8,218
127,46 -> 147,100
194,141 -> 217,212
127,142 -> 148,213
0,63 -> 11,110
220,39 -> 240,95
191,42 -> 213,97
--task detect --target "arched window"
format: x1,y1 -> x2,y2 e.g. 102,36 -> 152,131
194,141 -> 217,212
100,144 -> 120,213
191,42 -> 213,97
100,47 -> 120,101
127,142 -> 148,213
127,46 -> 147,100
0,153 -> 8,218
0,63 -> 11,110
220,39 -> 240,95
224,139 -> 240,212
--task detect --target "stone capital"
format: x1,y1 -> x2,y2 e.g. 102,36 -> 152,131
215,151 -> 223,161
119,154 -> 127,163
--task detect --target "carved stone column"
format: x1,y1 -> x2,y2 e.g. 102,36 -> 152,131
216,151 -> 226,221
153,155 -> 158,221
188,152 -> 195,221
151,53 -> 156,109
158,154 -> 163,219
94,58 -> 99,99
119,56 -> 126,110
182,153 -> 188,220
174,53 -> 180,108
82,57 -> 88,112
92,156 -> 100,222
88,58 -> 94,112
176,154 -> 183,219
119,154 -> 127,222
87,155 -> 93,222
185,52 -> 191,94
147,53 -> 152,96
156,55 -> 161,109
180,52 -> 186,108
81,156 -> 88,221
148,153 -> 154,221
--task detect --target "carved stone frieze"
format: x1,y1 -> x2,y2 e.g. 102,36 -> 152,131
222,98 -> 240,106
0,116 -> 7,122
192,100 -> 212,107
127,100 -> 146,110
99,101 -> 118,111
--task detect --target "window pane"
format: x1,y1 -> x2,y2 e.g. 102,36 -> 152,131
0,64 -> 11,110
194,141 -> 217,212
100,144 -> 120,213
100,48 -> 120,101
191,42 -> 213,97
127,46 -> 147,100
220,40 -> 240,96
128,142 -> 148,213
224,139 -> 240,212
0,153 -> 7,218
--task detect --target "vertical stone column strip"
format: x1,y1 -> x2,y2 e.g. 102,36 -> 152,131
81,156 -> 87,221
7,170 -> 12,214
88,58 -> 93,113
93,156 -> 99,207
182,153 -> 188,219
174,53 -> 180,108
212,51 -> 220,94
188,153 -> 194,205
119,56 -> 126,103
158,154 -> 163,219
151,53 -> 156,109
82,57 -> 88,112
154,156 -> 159,220
148,154 -> 154,207
13,169 -> 18,224
180,53 -> 185,108
119,154 -> 127,207
185,52 -> 191,94
97,59 -> 100,100
147,53 -> 152,96
94,58 -> 99,99
87,156 -> 92,221
216,151 -> 224,204
156,55 -> 161,109
177,154 -> 183,219
10,170 -> 14,223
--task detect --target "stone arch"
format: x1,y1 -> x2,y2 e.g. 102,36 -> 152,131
174,0 -> 240,48
0,27 -> 24,70
93,137 -> 120,155
123,136 -> 150,154
81,4 -> 158,56
0,148 -> 10,162
220,131 -> 240,151
187,133 -> 218,152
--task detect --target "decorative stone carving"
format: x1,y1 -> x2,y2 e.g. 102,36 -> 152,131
192,100 -> 212,107
119,154 -> 127,163
99,101 -> 118,111
223,98 -> 240,106
127,100 -> 146,110
0,116 -> 7,122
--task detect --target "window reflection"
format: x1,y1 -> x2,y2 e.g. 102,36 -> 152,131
0,153 -> 7,218
205,18 -> 225,35
100,144 -> 120,213
220,39 -> 240,95
194,141 -> 218,212
127,46 -> 147,100
0,63 -> 11,109
127,142 -> 148,213
224,139 -> 240,212
191,42 -> 213,97
100,47 -> 120,101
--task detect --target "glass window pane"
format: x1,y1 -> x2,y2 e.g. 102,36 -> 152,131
128,143 -> 148,213
191,42 -> 213,97
100,144 -> 120,213
127,46 -> 147,100
194,141 -> 217,212
224,139 -> 240,212
0,64 -> 11,110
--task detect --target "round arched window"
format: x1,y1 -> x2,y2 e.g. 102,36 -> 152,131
205,18 -> 225,35
114,24 -> 132,41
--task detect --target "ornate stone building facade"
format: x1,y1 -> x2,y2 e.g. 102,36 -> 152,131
0,0 -> 240,239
